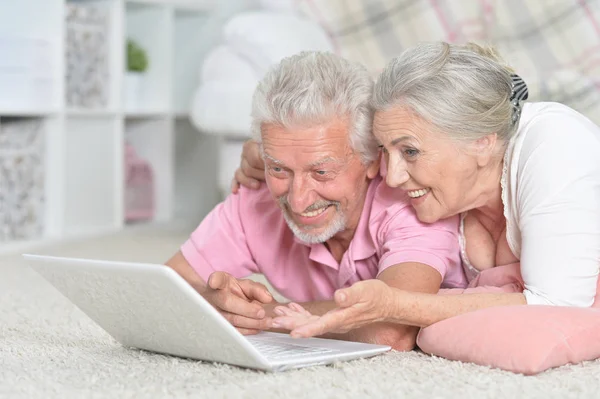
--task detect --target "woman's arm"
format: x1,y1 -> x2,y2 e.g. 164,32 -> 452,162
270,263 -> 444,350
284,280 -> 526,338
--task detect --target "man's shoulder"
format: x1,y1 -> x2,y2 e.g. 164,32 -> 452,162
365,177 -> 459,235
368,177 -> 413,216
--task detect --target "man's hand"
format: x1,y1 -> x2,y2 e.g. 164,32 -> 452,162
202,271 -> 274,335
231,140 -> 266,194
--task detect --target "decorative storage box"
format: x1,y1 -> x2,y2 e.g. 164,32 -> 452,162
124,143 -> 155,222
65,2 -> 110,109
0,118 -> 45,241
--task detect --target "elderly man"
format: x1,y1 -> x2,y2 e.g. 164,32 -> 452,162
166,51 -> 466,350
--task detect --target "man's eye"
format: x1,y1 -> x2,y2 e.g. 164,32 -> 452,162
272,166 -> 283,172
316,170 -> 327,175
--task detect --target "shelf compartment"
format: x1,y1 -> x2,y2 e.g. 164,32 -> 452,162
63,115 -> 123,235
0,117 -> 46,242
124,2 -> 172,113
65,0 -> 113,110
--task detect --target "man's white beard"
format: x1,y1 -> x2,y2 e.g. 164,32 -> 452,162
278,198 -> 346,244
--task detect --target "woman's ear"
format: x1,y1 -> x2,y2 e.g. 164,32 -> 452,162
366,152 -> 381,179
472,133 -> 498,167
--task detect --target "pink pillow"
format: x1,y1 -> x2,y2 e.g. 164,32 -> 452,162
417,304 -> 600,375
417,267 -> 600,375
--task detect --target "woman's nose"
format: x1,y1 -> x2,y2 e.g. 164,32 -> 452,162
385,159 -> 410,188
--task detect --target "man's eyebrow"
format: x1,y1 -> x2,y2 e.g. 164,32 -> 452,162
262,153 -> 284,165
309,157 -> 342,167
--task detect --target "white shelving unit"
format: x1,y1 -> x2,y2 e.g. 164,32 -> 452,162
0,0 -> 231,253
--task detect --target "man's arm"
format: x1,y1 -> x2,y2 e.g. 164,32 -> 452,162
166,250 -> 274,335
166,251 -> 207,292
344,262 -> 441,350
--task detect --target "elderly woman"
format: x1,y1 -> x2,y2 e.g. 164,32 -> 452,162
233,42 -> 600,338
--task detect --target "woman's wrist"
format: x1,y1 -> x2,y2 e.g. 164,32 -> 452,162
382,286 -> 407,323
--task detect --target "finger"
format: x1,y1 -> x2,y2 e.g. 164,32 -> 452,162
238,280 -> 273,304
271,316 -> 301,330
234,167 -> 260,189
334,285 -> 363,308
274,305 -> 297,317
288,302 -> 309,315
240,158 -> 265,183
209,273 -> 253,302
221,310 -> 272,330
243,140 -> 265,169
237,327 -> 261,336
291,318 -> 331,338
230,177 -> 240,194
214,292 -> 265,319
247,166 -> 265,181
227,281 -> 250,301
291,309 -> 354,338
207,271 -> 229,291
273,306 -> 286,316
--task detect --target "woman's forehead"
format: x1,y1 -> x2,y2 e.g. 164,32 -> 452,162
373,108 -> 431,140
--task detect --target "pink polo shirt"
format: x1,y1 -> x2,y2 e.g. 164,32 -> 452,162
181,176 -> 467,302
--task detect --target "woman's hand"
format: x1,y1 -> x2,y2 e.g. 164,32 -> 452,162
231,140 -> 266,194
271,302 -> 321,331
280,280 -> 396,338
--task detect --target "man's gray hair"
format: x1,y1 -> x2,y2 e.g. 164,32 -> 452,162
251,51 -> 378,163
373,42 -> 517,144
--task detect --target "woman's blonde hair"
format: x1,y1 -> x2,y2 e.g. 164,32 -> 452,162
373,41 -> 519,143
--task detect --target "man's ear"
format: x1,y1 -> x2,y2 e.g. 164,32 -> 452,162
366,152 -> 381,179
472,133 -> 498,167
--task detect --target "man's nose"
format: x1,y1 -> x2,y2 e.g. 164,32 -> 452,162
287,177 -> 315,213
386,157 -> 410,188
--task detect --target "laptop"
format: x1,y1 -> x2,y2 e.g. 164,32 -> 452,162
23,254 -> 391,372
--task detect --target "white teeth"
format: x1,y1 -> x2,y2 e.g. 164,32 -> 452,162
301,207 -> 328,217
407,188 -> 430,198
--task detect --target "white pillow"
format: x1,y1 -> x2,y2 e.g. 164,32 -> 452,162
189,80 -> 257,137
200,45 -> 259,83
223,11 -> 334,76
258,0 -> 297,12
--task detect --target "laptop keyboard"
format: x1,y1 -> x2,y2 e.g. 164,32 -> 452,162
246,337 -> 336,360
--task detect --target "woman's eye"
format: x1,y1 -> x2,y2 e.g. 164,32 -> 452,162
403,148 -> 419,158
272,167 -> 282,172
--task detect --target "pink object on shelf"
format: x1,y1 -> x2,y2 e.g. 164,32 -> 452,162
124,143 -> 154,222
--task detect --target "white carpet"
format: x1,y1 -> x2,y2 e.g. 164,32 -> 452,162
2,225 -> 600,398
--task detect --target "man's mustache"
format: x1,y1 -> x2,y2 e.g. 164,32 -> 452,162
278,197 -> 340,213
